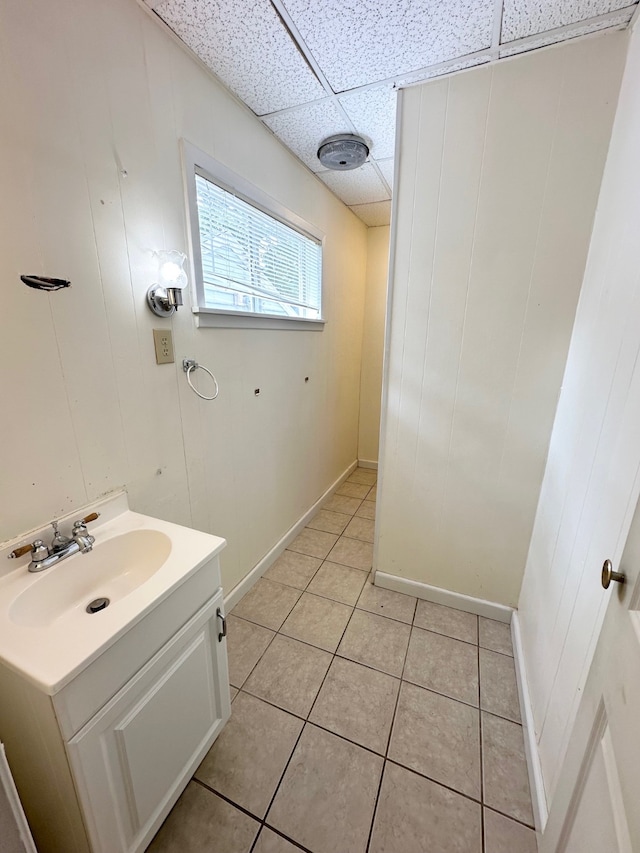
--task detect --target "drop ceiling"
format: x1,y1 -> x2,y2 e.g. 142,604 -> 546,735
145,0 -> 638,226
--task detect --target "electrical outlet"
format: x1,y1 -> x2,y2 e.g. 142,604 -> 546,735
153,328 -> 174,364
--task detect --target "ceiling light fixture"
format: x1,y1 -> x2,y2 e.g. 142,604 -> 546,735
317,134 -> 369,171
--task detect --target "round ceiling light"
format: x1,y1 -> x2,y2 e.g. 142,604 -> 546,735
317,134 -> 369,171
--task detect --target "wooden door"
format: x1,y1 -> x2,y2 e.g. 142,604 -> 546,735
541,496 -> 640,852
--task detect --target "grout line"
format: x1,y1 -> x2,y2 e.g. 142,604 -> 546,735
303,717 -> 385,760
384,758 -> 484,806
410,621 -> 482,649
305,598 -> 362,719
365,763 -> 385,852
321,716 -> 389,758
192,781 -> 260,824
256,578 -> 370,848
261,825 -> 312,852
478,617 -> 486,853
256,722 -> 309,849
350,605 -> 414,627
365,604 -> 415,852
395,676 -> 521,725
240,628 -> 339,669
479,644 -> 514,659
482,804 -> 538,832
228,620 -> 278,692
235,688 -> 305,724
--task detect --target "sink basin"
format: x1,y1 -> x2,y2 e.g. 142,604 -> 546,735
9,530 -> 172,628
0,492 -> 226,694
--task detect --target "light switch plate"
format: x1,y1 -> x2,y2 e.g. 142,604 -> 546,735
153,328 -> 174,364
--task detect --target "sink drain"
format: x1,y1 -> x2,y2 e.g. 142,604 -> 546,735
86,597 -> 110,614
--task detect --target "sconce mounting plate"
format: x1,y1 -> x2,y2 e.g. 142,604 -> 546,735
147,285 -> 177,317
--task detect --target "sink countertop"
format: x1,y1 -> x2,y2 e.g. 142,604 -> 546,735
0,492 -> 226,694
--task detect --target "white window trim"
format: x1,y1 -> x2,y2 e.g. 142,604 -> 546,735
182,140 -> 326,330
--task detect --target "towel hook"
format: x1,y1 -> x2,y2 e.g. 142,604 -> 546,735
183,358 -> 219,401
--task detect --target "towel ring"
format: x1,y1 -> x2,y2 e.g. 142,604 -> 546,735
182,358 -> 219,401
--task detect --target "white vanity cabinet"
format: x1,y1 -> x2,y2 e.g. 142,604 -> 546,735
0,553 -> 231,853
65,590 -> 229,853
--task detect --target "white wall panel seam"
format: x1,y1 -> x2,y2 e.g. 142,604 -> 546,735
389,90 -> 422,481
374,88 -> 405,572
410,80 -> 450,498
437,68 -> 494,533
495,56 -> 566,485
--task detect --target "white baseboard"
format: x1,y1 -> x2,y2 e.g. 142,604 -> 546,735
224,461 -> 358,611
374,571 -> 513,623
512,611 -> 548,834
357,459 -> 378,470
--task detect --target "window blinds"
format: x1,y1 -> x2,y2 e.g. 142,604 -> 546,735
195,173 -> 322,320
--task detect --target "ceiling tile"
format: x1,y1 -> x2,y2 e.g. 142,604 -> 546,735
501,0 -> 634,42
376,158 -> 394,191
339,86 -> 398,161
263,100 -> 350,172
500,12 -> 633,56
280,0 -> 494,91
350,201 -> 392,227
319,163 -> 389,206
155,0 -> 326,114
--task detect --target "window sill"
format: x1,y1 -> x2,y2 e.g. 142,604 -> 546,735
193,308 -> 326,331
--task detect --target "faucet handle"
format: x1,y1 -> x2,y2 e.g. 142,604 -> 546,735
8,539 -> 50,560
8,543 -> 36,559
71,512 -> 100,533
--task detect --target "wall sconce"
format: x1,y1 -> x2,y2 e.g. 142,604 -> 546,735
146,250 -> 188,317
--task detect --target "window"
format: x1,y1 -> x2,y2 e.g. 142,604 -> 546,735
183,142 -> 324,329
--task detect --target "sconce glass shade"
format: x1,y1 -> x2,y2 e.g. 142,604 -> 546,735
157,250 -> 188,289
147,249 -> 188,317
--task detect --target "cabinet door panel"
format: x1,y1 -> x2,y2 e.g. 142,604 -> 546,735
115,629 -> 216,828
67,591 -> 230,853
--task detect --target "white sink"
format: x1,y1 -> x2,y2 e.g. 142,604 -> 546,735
0,492 -> 226,693
9,529 -> 172,628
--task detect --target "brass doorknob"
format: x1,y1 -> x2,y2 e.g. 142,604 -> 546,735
601,559 -> 625,589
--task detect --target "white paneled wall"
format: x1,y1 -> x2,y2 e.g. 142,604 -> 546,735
377,34 -> 626,607
358,226 -> 390,465
519,22 -> 640,807
0,0 -> 367,594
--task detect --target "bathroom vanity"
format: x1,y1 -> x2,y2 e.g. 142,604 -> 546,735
0,493 -> 230,853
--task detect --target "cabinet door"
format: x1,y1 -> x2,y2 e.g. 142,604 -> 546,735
66,590 -> 230,853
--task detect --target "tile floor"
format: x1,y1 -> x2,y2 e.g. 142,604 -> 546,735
149,468 -> 538,853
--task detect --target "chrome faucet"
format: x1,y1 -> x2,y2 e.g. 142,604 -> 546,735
8,513 -> 100,572
51,520 -> 72,553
